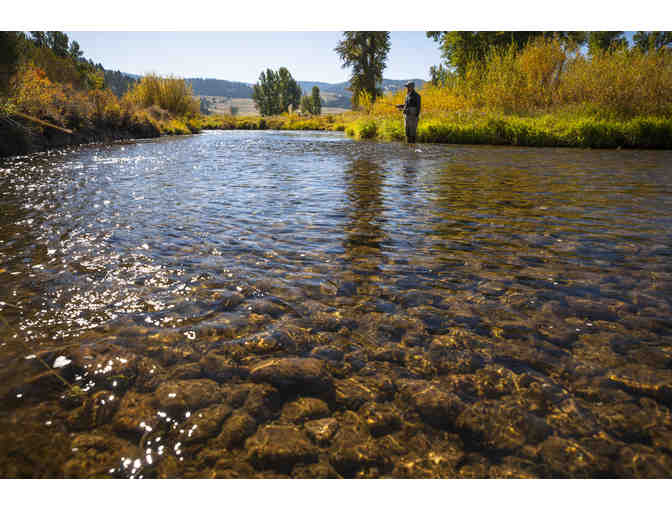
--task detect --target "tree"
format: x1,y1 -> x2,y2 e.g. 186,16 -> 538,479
311,86 -> 322,115
427,31 -> 586,76
277,67 -> 301,113
0,32 -> 24,95
335,31 -> 391,108
429,63 -> 451,86
587,31 -> 628,55
251,67 -> 301,116
47,31 -> 70,58
69,40 -> 84,60
30,31 -> 47,48
300,94 -> 313,115
633,31 -> 672,52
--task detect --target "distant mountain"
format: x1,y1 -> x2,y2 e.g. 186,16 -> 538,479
186,78 -> 254,99
119,72 -> 425,109
298,79 -> 425,96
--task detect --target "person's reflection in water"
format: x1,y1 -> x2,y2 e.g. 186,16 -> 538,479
340,158 -> 389,298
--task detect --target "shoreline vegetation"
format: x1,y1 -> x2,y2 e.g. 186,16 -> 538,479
2,35 -> 672,157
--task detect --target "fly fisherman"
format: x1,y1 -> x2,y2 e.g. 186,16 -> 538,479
396,81 -> 421,143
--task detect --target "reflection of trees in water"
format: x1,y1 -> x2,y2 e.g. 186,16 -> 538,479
341,158 -> 388,290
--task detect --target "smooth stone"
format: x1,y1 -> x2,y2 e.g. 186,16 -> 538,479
358,402 -> 402,437
399,380 -> 465,428
113,391 -> 159,435
304,418 -> 339,445
249,357 -> 332,394
537,436 -> 611,476
280,397 -> 330,424
179,403 -> 233,443
63,434 -> 141,478
154,379 -> 223,414
215,411 -> 258,449
245,425 -> 319,471
242,383 -> 281,423
200,351 -> 250,382
66,390 -> 119,431
457,400 -> 551,451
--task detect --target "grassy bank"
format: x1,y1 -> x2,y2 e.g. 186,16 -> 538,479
342,38 -> 672,149
343,112 -> 672,149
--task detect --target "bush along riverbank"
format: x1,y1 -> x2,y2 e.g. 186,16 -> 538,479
341,38 -> 672,149
342,113 -> 672,149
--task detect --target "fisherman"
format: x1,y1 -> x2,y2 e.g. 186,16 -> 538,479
396,81 -> 421,143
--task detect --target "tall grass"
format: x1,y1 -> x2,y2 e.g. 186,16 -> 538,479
124,73 -> 199,117
341,37 -> 672,148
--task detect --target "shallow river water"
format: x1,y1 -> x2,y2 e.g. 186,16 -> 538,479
1,130 -> 671,477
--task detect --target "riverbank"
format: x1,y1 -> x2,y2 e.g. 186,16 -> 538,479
201,112 -> 672,149
342,113 -> 672,149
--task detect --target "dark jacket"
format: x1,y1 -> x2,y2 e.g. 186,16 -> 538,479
404,90 -> 421,116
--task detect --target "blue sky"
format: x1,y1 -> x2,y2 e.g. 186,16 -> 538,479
66,32 -> 443,84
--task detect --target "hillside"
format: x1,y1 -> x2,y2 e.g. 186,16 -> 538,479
182,76 -> 426,109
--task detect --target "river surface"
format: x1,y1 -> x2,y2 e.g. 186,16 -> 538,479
1,130 -> 671,478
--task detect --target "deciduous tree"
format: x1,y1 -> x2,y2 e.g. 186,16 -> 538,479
427,31 -> 586,76
311,86 -> 322,115
335,31 -> 390,108
252,67 -> 301,116
633,31 -> 672,52
587,31 -> 627,55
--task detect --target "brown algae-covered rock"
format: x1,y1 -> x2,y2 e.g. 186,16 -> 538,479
200,351 -> 250,382
66,390 -> 119,431
280,397 -> 330,423
398,380 -> 465,428
249,357 -> 332,394
358,402 -> 402,437
245,424 -> 319,471
154,379 -> 223,414
179,403 -> 233,443
113,391 -> 159,435
215,411 -> 258,449
304,417 -> 339,445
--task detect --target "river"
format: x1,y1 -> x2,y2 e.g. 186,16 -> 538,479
1,130 -> 671,477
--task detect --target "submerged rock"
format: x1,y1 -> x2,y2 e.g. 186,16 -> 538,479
179,403 -> 233,444
280,397 -> 330,424
398,380 -> 465,428
113,391 -> 159,435
242,383 -> 281,423
66,390 -> 119,431
304,417 -> 339,445
358,402 -> 402,437
457,399 -> 551,451
200,351 -> 250,382
63,433 -> 141,478
333,376 -> 395,410
537,436 -> 612,476
249,357 -> 332,394
154,379 -> 223,414
616,444 -> 672,477
245,424 -> 319,471
214,411 -> 258,449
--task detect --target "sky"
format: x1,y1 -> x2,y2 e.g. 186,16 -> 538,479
8,0 -> 671,85
65,32 -> 443,84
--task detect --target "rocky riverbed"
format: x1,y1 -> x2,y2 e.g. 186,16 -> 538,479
1,132 -> 671,477
2,273 -> 671,478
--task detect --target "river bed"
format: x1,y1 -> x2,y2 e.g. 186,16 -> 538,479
1,130 -> 671,477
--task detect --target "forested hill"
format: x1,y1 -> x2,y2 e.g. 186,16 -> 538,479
186,78 -> 254,98
180,77 -> 426,99
298,79 -> 426,95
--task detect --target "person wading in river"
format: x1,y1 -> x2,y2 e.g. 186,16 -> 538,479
396,81 -> 421,144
